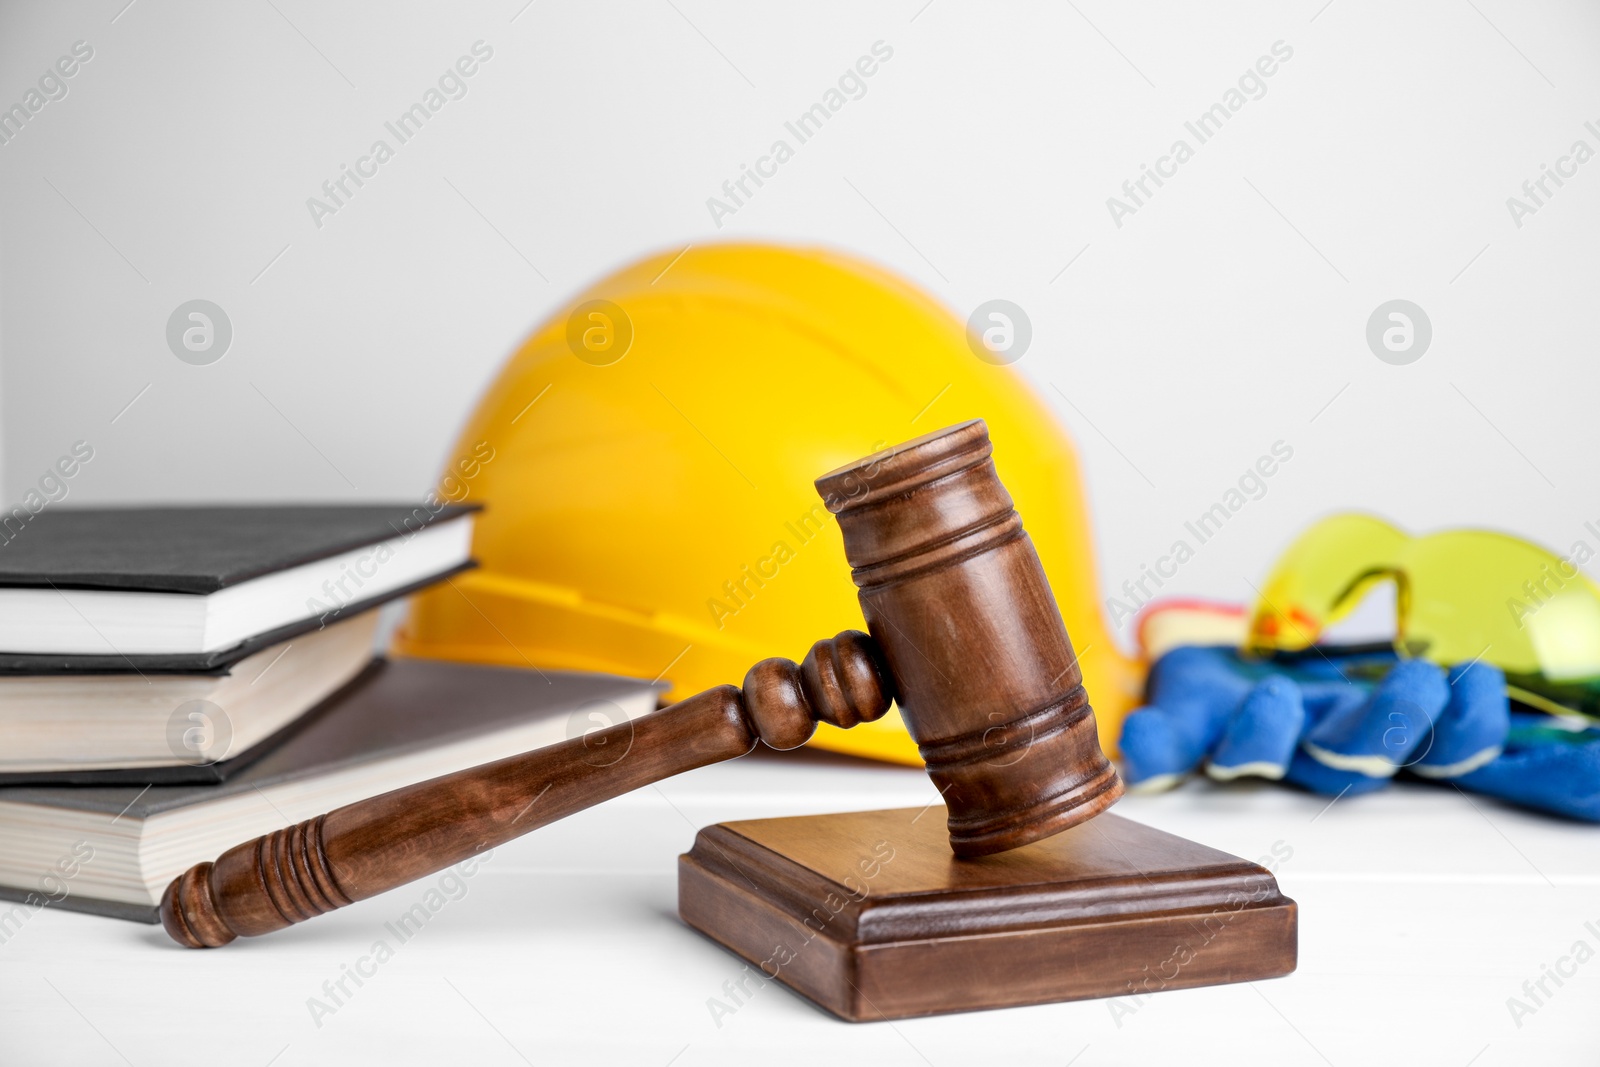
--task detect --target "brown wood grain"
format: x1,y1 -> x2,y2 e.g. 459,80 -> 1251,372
816,419 -> 1123,856
679,807 -> 1298,1020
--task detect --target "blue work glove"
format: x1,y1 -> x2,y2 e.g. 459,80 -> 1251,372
1453,713 -> 1600,821
1118,645 -> 1600,822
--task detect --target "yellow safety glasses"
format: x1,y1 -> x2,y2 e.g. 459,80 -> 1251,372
1247,513 -> 1600,720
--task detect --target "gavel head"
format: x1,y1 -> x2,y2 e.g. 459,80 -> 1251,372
815,419 -> 1122,858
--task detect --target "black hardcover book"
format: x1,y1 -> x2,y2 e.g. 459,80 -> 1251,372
0,504 -> 478,673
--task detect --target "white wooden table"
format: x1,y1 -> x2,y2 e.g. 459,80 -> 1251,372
2,749 -> 1595,1066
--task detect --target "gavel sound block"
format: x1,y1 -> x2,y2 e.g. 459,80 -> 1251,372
161,420 -> 1294,1020
677,421 -> 1295,1019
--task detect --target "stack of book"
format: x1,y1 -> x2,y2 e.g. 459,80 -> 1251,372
0,506 -> 660,923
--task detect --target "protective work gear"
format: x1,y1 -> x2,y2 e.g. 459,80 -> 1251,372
1120,645 -> 1600,822
1247,513 -> 1600,721
395,244 -> 1142,764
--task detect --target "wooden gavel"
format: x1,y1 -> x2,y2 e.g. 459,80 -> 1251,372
162,419 -> 1123,948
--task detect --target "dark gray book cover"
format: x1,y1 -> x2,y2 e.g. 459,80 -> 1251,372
0,504 -> 475,592
0,504 -> 477,675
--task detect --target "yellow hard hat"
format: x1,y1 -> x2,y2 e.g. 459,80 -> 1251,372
394,244 -> 1142,763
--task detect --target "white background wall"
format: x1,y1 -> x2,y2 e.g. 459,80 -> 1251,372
2,0 -> 1598,652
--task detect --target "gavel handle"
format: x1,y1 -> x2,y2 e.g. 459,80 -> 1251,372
161,632 -> 891,948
